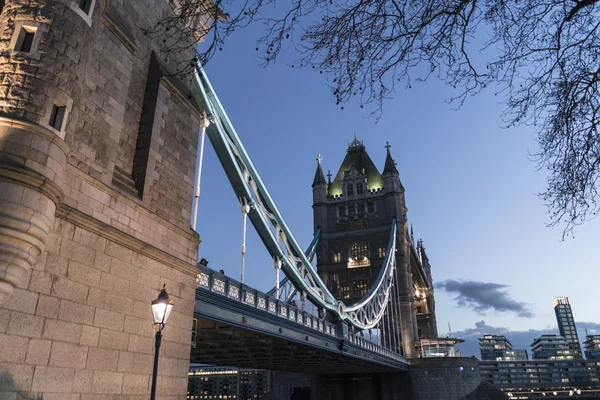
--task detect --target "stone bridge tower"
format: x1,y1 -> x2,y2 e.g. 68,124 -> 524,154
312,135 -> 438,358
0,1 -> 205,398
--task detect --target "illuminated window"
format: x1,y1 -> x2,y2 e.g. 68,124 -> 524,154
347,184 -> 353,196
340,286 -> 350,299
378,246 -> 386,258
353,280 -> 370,297
351,242 -> 367,260
356,183 -> 363,195
333,250 -> 341,263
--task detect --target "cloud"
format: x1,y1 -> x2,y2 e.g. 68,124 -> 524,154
436,279 -> 534,318
448,320 -> 600,358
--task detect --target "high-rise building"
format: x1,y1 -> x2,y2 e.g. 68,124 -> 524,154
531,334 -> 578,360
553,297 -> 583,359
312,136 -> 438,358
479,335 -> 528,361
584,334 -> 600,360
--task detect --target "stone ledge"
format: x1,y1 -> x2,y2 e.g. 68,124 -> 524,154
56,203 -> 199,277
0,162 -> 64,207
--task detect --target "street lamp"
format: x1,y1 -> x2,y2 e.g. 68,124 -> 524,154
150,284 -> 173,400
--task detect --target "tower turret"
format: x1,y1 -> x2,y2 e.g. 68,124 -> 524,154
312,154 -> 328,232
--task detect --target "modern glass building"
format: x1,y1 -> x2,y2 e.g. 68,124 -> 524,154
531,335 -> 578,361
479,335 -> 529,361
553,297 -> 583,359
584,334 -> 600,361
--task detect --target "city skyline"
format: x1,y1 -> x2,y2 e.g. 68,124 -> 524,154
195,16 -> 600,356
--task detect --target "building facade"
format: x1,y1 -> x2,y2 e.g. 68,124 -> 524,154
311,136 -> 438,358
553,297 -> 583,359
479,334 -> 529,361
0,1 -> 205,399
584,334 -> 600,361
187,365 -> 270,400
531,335 -> 579,361
479,360 -> 600,390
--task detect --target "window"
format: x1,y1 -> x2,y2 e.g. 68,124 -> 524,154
340,286 -> 350,299
351,242 -> 368,260
12,24 -> 38,54
333,250 -> 341,263
346,184 -> 353,196
70,0 -> 97,26
78,0 -> 92,13
49,104 -> 66,131
378,246 -> 386,258
416,305 -> 424,314
348,204 -> 355,215
338,206 -> 345,217
191,318 -> 197,348
353,280 -> 370,298
367,201 -> 375,213
356,183 -> 363,195
19,30 -> 35,52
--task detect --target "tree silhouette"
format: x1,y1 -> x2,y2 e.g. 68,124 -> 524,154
150,0 -> 600,236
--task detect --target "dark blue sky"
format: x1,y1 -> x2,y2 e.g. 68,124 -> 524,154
194,16 -> 600,356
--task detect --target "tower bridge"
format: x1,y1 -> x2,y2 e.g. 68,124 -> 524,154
0,1 -> 503,399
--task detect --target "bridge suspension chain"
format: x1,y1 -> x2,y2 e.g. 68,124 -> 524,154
193,64 -> 400,331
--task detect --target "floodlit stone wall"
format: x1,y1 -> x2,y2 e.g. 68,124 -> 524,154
0,0 -> 203,399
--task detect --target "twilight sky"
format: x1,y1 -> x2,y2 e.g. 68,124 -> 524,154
193,17 -> 600,357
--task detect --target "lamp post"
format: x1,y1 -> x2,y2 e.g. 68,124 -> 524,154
150,284 -> 173,400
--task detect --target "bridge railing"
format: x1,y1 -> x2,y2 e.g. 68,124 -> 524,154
196,265 -> 406,364
196,265 -> 337,337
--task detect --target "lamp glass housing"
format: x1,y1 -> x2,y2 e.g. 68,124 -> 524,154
151,287 -> 173,326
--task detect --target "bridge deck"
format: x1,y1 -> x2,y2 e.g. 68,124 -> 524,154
192,266 -> 408,374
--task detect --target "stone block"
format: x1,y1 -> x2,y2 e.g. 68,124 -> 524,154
91,371 -> 123,394
0,309 -> 10,333
40,394 -> 81,400
31,366 -> 75,393
45,253 -> 69,276
36,294 -> 60,318
72,369 -> 94,393
2,288 -> 38,314
98,328 -> 129,351
104,292 -> 133,316
127,334 -> 153,355
106,241 -> 133,263
94,308 -> 124,331
0,363 -> 35,393
121,374 -> 148,395
49,341 -> 89,369
67,261 -> 102,287
0,333 -> 29,362
109,258 -> 138,283
87,347 -> 119,371
52,276 -> 89,304
80,325 -> 100,347
93,252 -> 112,273
87,287 -> 106,308
29,270 -> 53,294
117,351 -> 153,375
7,311 -> 44,338
59,299 -> 95,325
61,238 -> 96,267
99,273 -> 129,297
73,227 -> 107,253
43,319 -> 82,344
26,338 -> 52,365
123,315 -> 140,335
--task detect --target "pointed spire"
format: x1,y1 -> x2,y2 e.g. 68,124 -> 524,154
312,154 -> 326,187
383,141 -> 398,174
327,170 -> 332,184
410,224 -> 414,243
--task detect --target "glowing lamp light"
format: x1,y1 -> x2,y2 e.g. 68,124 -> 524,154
151,284 -> 173,329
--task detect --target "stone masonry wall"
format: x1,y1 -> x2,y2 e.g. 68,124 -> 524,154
0,0 -> 204,399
